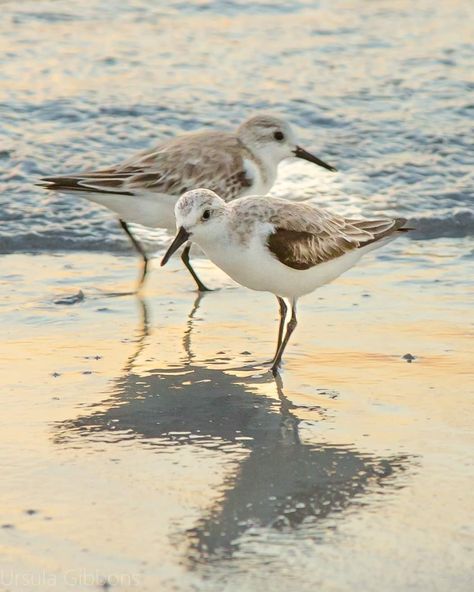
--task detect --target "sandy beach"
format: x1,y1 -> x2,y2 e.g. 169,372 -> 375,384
0,239 -> 472,591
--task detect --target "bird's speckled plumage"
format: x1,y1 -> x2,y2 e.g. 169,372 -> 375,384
169,189 -> 409,298
224,196 -> 407,268
41,131 -> 257,202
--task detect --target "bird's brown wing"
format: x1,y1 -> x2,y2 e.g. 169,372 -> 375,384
267,228 -> 358,269
265,200 -> 408,270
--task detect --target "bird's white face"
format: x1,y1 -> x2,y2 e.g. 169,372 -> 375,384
237,114 -> 337,172
176,188 -> 227,237
161,189 -> 227,265
239,116 -> 298,165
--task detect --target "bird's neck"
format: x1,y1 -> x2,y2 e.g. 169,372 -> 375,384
241,143 -> 277,189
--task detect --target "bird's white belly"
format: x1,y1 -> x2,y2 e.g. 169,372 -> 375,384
77,191 -> 178,230
202,237 -> 366,300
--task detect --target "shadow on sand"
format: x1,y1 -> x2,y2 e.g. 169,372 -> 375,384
54,294 -> 412,565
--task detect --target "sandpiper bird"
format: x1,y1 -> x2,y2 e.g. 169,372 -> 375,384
39,114 -> 336,291
161,189 -> 410,374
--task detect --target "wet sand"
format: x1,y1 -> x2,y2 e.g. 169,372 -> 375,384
0,240 -> 472,591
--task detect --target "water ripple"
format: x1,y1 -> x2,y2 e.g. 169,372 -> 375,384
0,0 -> 472,253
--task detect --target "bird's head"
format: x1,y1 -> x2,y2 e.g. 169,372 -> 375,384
161,189 -> 227,266
237,114 -> 336,172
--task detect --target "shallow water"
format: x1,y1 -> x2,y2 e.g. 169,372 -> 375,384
0,245 -> 473,590
0,0 -> 473,253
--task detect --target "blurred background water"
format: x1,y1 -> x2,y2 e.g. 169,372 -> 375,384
0,0 -> 472,254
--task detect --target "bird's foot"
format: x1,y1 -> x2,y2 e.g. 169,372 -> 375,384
196,284 -> 213,292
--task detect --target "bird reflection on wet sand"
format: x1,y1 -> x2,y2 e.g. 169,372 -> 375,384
54,294 -> 411,565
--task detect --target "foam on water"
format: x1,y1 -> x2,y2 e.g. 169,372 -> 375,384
0,0 -> 472,254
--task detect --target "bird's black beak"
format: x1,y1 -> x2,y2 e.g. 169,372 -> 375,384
161,226 -> 191,266
293,146 -> 337,172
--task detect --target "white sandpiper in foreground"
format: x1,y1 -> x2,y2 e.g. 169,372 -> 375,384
39,114 -> 336,291
161,189 -> 410,374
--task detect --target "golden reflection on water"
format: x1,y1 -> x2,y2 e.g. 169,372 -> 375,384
50,293 -> 412,564
0,252 -> 472,585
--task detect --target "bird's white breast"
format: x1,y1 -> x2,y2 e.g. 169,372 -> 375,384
198,229 -> 368,300
240,158 -> 275,197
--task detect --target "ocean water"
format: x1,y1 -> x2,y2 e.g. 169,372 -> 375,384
0,0 -> 473,254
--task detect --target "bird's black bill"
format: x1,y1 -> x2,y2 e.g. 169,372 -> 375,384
293,146 -> 337,172
161,226 -> 190,266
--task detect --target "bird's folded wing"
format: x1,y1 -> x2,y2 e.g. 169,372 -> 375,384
266,202 -> 408,270
39,132 -> 253,199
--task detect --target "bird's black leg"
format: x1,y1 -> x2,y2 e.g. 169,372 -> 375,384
269,297 -> 288,366
181,244 -> 211,292
119,219 -> 149,290
271,299 -> 298,375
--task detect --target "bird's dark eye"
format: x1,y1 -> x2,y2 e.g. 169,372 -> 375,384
202,209 -> 211,221
273,131 -> 284,141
